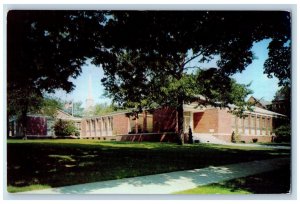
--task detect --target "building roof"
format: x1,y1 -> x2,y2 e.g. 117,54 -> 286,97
250,106 -> 286,117
227,104 -> 286,117
247,96 -> 271,108
56,109 -> 82,121
82,99 -> 285,119
184,102 -> 286,117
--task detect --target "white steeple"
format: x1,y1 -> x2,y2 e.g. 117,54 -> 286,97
85,74 -> 94,110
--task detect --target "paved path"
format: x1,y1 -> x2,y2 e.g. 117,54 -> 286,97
19,157 -> 289,194
225,143 -> 291,150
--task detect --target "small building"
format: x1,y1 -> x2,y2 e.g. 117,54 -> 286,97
9,109 -> 82,138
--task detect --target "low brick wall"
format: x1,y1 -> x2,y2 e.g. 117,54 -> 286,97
80,132 -> 188,143
116,133 -> 180,143
212,134 -> 232,143
213,134 -> 273,143
239,135 -> 273,143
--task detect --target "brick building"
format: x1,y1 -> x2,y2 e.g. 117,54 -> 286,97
80,103 -> 285,143
9,109 -> 82,138
9,102 -> 285,143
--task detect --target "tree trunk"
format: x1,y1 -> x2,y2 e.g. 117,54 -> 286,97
20,106 -> 28,139
177,97 -> 184,145
176,60 -> 185,145
7,113 -> 10,138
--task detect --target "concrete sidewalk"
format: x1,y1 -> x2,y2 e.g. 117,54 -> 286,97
19,157 -> 290,194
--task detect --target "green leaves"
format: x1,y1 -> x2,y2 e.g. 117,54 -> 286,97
54,119 -> 80,136
264,40 -> 291,87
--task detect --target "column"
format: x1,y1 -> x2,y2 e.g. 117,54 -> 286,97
128,117 -> 131,134
93,119 -> 96,136
270,117 -> 273,135
89,119 -> 92,137
99,118 -> 102,136
248,114 -> 251,135
101,117 -> 105,136
242,117 -> 245,135
135,114 -> 138,134
254,114 -> 257,135
260,116 -> 262,135
105,117 -> 108,136
110,117 -> 114,135
95,118 -> 99,136
108,117 -> 111,135
85,120 -> 88,136
190,112 -> 194,132
266,117 -> 270,135
142,111 -> 147,133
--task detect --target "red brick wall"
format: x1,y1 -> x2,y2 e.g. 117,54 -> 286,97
193,109 -> 218,133
218,109 -> 232,134
26,116 -> 47,136
113,114 -> 129,135
153,107 -> 177,132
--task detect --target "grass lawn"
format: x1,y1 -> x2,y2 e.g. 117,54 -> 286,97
174,166 -> 291,194
7,139 -> 290,193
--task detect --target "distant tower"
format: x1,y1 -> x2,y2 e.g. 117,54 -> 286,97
85,74 -> 95,111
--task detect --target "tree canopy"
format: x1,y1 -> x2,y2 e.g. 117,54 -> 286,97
92,11 -> 291,143
7,10 -> 291,141
7,10 -> 105,135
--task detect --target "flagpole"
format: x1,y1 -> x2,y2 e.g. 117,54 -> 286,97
72,101 -> 74,116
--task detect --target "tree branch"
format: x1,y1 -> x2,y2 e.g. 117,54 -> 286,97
183,51 -> 204,67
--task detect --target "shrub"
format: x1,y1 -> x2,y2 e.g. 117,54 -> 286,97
188,126 -> 193,144
54,119 -> 79,136
252,138 -> 258,143
231,131 -> 236,143
274,125 -> 291,143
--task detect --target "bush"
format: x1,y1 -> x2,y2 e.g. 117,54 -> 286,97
188,126 -> 193,144
54,119 -> 80,136
274,125 -> 291,143
252,138 -> 258,143
231,131 -> 236,143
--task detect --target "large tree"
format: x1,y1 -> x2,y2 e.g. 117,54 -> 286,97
93,11 -> 291,144
7,11 -> 291,141
7,10 -> 104,136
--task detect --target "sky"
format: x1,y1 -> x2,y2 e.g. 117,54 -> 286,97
233,39 -> 279,101
52,61 -> 111,107
52,39 -> 279,108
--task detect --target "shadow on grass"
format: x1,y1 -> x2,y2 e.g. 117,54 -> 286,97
7,139 -> 291,193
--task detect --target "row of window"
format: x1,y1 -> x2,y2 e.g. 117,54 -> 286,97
84,117 -> 113,136
231,114 -> 273,135
129,115 -> 153,133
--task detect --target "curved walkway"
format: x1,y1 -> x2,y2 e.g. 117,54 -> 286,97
19,157 -> 290,194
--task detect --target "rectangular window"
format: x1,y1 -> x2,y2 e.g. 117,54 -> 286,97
268,118 -> 272,133
244,116 -> 249,128
251,116 -> 256,130
262,117 -> 266,130
244,115 -> 251,135
147,115 -> 153,132
256,116 -> 260,129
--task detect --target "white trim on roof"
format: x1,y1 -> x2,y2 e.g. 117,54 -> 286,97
83,110 -> 130,119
